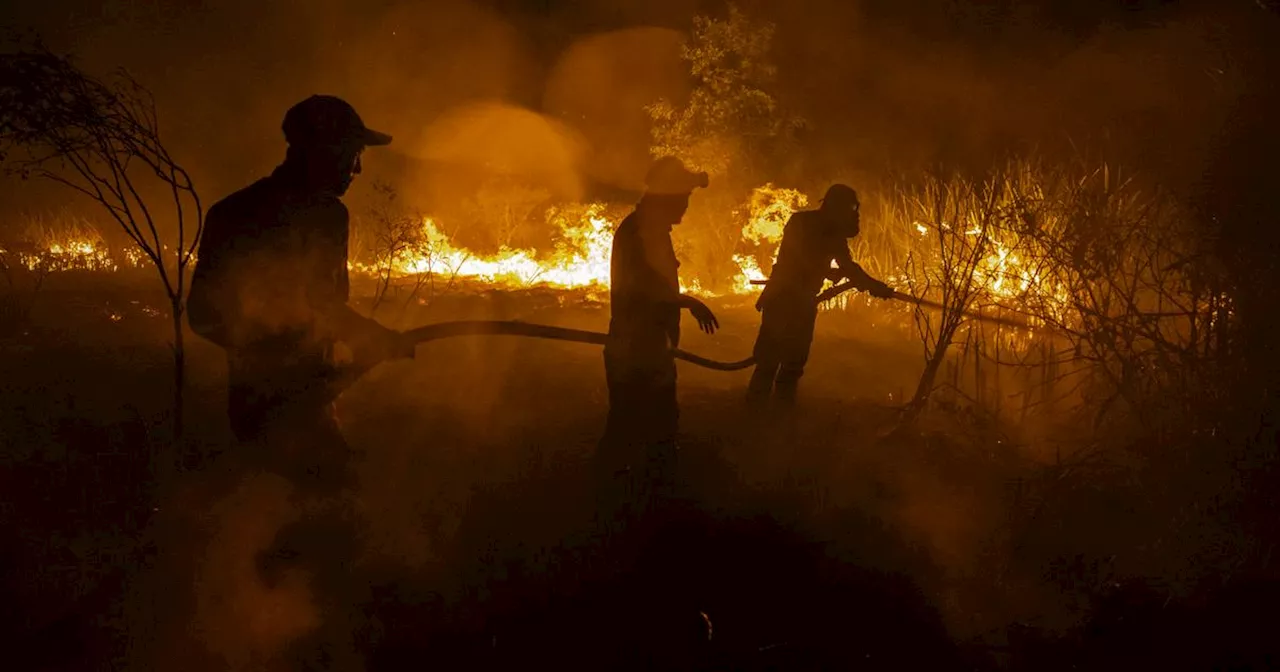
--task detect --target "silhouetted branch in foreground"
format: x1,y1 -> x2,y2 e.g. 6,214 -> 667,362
0,41 -> 203,458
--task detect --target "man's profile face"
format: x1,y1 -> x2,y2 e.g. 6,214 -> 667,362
672,193 -> 692,223
645,193 -> 692,226
333,145 -> 364,196
825,202 -> 860,237
301,142 -> 365,196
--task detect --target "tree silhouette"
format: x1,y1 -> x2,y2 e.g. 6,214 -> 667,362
0,42 -> 203,458
646,4 -> 806,292
647,3 -> 801,182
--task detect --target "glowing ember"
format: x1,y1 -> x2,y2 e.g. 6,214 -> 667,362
3,226 -> 151,274
24,239 -> 118,272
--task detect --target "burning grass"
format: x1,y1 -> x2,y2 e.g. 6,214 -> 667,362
5,159 -> 1231,440
0,213 -> 147,274
347,185 -> 812,299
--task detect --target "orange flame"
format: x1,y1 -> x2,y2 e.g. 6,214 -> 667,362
731,184 -> 809,292
17,183 -> 1071,324
353,204 -> 616,294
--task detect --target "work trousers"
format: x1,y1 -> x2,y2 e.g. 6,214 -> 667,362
748,298 -> 819,403
225,353 -> 370,670
226,353 -> 355,495
598,346 -> 680,490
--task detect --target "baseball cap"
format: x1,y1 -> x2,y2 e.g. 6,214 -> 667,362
282,95 -> 393,149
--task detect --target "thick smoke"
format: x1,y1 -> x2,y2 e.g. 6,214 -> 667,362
1,0 -> 1265,219
189,475 -> 320,668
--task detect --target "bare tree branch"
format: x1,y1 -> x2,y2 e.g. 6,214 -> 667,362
0,42 -> 205,451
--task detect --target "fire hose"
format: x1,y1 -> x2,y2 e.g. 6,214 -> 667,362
335,282 -> 1030,394
397,320 -> 756,371
754,279 -> 1034,330
330,320 -> 756,397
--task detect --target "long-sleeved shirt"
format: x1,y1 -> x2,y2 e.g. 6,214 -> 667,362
187,164 -> 380,364
764,210 -> 873,302
607,207 -> 683,360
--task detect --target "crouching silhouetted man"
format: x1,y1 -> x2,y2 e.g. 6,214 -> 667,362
747,184 -> 893,404
188,95 -> 413,490
598,157 -> 719,497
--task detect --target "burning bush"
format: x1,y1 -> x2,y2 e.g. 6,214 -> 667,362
868,158 -> 1231,441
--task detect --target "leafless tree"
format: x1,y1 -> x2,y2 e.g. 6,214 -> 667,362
890,167 -> 1019,428
0,44 -> 203,450
1013,164 -> 1230,436
360,181 -> 469,319
364,181 -> 423,316
890,158 -> 1231,439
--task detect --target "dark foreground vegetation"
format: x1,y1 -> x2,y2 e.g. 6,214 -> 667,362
2,275 -> 1278,671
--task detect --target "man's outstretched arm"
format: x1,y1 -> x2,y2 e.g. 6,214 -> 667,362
678,293 -> 719,334
832,241 -> 893,297
627,227 -> 719,335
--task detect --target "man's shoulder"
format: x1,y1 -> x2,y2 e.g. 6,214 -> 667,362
313,195 -> 350,219
789,209 -> 822,225
206,177 -> 277,220
781,209 -> 821,238
613,212 -> 640,241
207,176 -> 347,223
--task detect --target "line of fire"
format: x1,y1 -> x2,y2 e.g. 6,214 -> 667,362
2,1 -> 1279,670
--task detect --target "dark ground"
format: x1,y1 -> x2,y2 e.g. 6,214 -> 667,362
2,274 -> 1278,671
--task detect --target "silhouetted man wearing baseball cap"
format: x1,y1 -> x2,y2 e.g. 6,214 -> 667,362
187,96 -> 411,670
189,95 -> 411,487
598,156 -> 719,500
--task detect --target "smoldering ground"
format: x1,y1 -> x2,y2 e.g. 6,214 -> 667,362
0,286 -> 988,670
1,276 -> 1271,670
